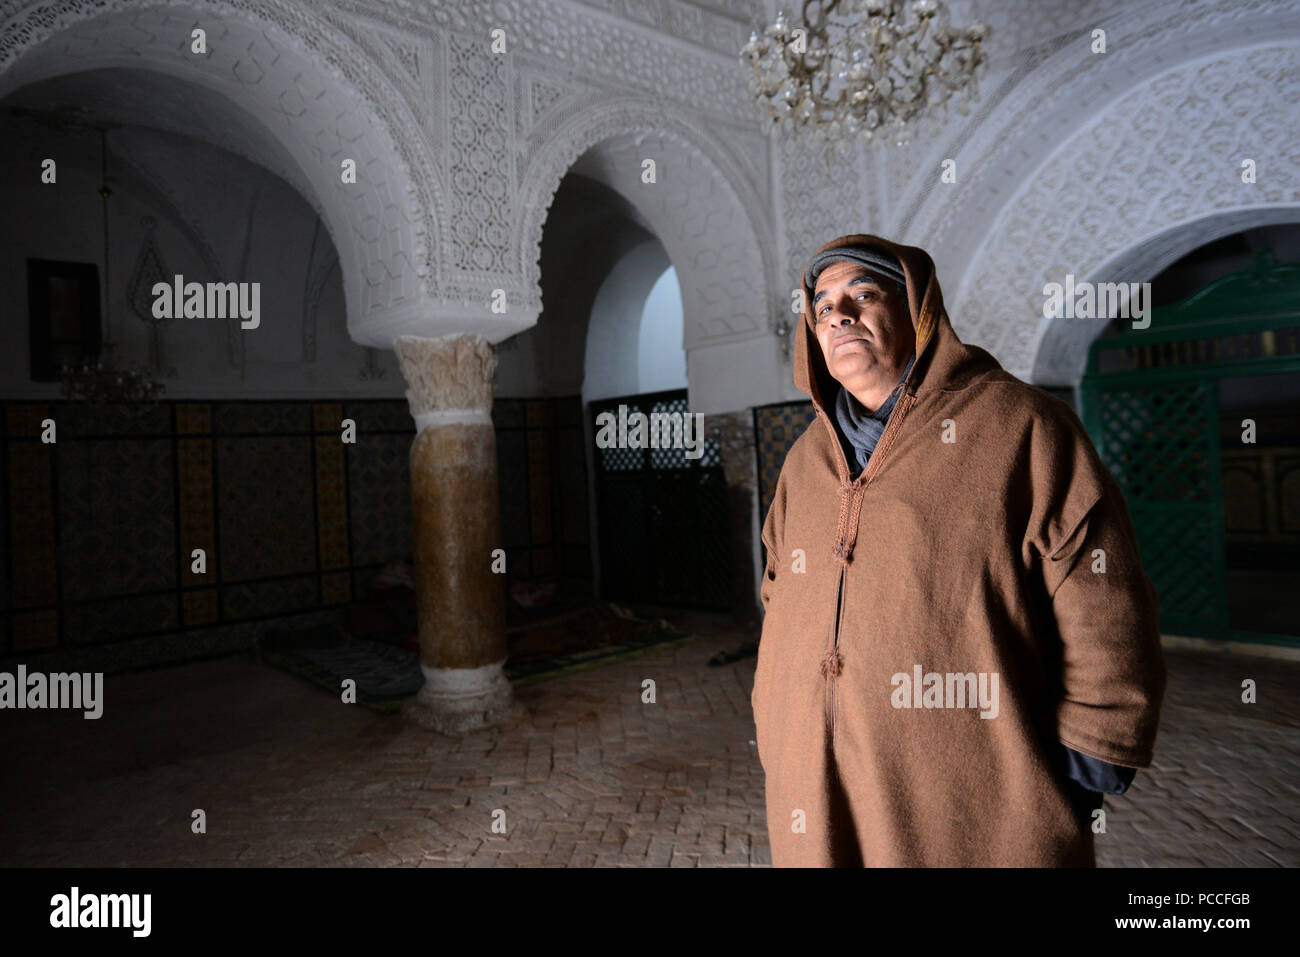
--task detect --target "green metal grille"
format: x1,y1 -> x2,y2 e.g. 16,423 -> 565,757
1080,251 -> 1300,646
1098,385 -> 1212,501
1091,381 -> 1227,634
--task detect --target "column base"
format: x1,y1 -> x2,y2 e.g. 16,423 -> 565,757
400,659 -> 525,735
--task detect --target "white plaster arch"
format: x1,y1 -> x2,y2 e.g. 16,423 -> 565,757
897,0 -> 1300,269
0,0 -> 446,339
949,39 -> 1300,385
515,96 -> 779,363
582,236 -> 673,403
1034,206 -> 1300,384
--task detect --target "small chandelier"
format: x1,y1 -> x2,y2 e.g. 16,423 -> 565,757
741,0 -> 990,148
60,342 -> 164,405
57,124 -> 164,407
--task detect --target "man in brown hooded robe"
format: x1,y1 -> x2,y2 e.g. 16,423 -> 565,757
751,234 -> 1166,866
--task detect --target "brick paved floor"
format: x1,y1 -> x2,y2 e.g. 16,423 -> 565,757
1,615 -> 1296,867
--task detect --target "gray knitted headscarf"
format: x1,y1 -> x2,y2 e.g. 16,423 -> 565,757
805,246 -> 908,291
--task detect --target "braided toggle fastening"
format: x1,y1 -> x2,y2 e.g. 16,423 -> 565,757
820,650 -> 842,678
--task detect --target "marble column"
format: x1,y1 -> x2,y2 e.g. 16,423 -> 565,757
394,333 -> 522,734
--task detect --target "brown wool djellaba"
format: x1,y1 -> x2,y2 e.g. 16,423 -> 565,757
752,234 -> 1166,866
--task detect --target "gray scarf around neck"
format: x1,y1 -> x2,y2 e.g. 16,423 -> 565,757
834,352 -> 916,476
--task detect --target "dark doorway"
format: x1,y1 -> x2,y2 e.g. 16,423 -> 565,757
1219,370 -> 1300,637
590,388 -> 732,611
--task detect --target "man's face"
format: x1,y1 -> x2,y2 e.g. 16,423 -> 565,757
811,260 -> 916,409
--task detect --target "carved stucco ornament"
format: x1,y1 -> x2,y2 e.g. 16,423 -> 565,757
393,334 -> 497,414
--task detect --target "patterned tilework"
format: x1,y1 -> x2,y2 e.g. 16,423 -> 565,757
176,403 -> 211,435
315,436 -> 350,571
177,436 -> 216,587
321,570 -> 351,606
64,593 -> 177,646
347,426 -> 414,568
182,588 -> 219,627
58,402 -> 170,437
12,609 -> 58,652
315,404 -> 351,606
0,397 -> 589,663
754,401 -> 818,523
555,396 -> 582,429
528,422 -> 555,577
528,429 -> 552,548
343,400 -> 414,433
221,575 -> 319,621
215,402 -> 311,434
56,438 -> 176,601
3,402 -> 51,656
494,396 -> 591,583
496,428 -> 531,577
496,398 -> 530,579
351,568 -> 369,600
314,404 -> 350,572
492,398 -> 525,429
5,404 -> 49,439
176,401 -> 216,613
314,403 -> 343,435
526,399 -> 549,429
217,436 -> 316,582
7,430 -> 57,610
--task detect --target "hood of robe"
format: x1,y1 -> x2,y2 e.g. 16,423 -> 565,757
793,234 -> 1002,563
794,233 -> 998,422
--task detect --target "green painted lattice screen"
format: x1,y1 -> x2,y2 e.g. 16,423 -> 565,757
1081,250 -> 1300,644
1091,380 -> 1227,636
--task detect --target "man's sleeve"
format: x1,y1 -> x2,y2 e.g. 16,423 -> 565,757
1063,744 -> 1137,794
1039,473 -> 1167,768
1062,744 -> 1137,828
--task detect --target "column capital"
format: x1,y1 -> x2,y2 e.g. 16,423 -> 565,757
394,334 -> 497,424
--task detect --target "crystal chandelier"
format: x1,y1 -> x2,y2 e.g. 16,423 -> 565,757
741,0 -> 990,148
60,342 -> 164,405
57,125 -> 164,407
